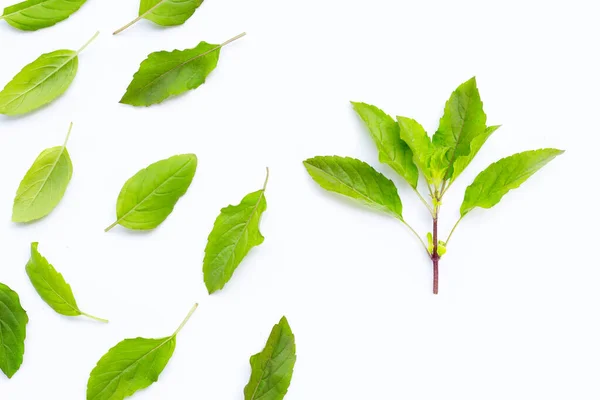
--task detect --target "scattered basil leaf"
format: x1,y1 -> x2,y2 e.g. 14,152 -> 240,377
460,148 -> 564,216
105,154 -> 197,232
86,304 -> 197,400
120,32 -> 245,107
0,32 -> 98,116
12,123 -> 74,223
203,170 -> 269,294
0,283 -> 28,379
244,316 -> 296,400
0,0 -> 88,31
351,102 -> 418,188
397,116 -> 433,183
26,242 -> 108,323
304,156 -> 403,219
114,0 -> 203,35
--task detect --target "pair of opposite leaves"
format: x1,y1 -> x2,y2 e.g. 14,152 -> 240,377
0,30 -> 245,115
304,77 -> 563,224
0,247 -> 296,400
12,123 -> 268,294
1,0 -> 203,34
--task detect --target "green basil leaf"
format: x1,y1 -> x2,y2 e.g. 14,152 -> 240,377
451,125 -> 500,182
0,32 -> 97,116
113,0 -> 203,35
120,33 -> 245,107
244,316 -> 296,400
26,242 -> 107,323
304,156 -> 403,219
351,102 -> 418,188
0,283 -> 28,379
105,154 -> 197,232
431,77 -> 488,181
87,304 -> 197,400
203,170 -> 268,294
396,116 -> 433,183
12,123 -> 74,223
0,0 -> 87,31
460,149 -> 564,216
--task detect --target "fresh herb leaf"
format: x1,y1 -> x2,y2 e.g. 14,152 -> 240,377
120,32 -> 245,107
86,304 -> 197,400
0,283 -> 28,379
0,0 -> 88,31
351,102 -> 418,188
451,125 -> 500,182
304,156 -> 403,219
113,0 -> 203,35
396,116 -> 434,183
26,242 -> 107,323
105,154 -> 197,232
460,148 -> 564,216
0,32 -> 98,116
12,123 -> 74,223
203,169 -> 269,294
244,316 -> 296,400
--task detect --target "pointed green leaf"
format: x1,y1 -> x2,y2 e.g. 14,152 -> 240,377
1,0 -> 88,31
0,32 -> 97,116
26,242 -> 107,323
451,125 -> 500,182
460,149 -> 564,216
351,102 -> 418,188
244,316 -> 296,400
203,171 -> 268,294
120,33 -> 244,107
12,123 -> 74,223
432,77 -> 488,181
106,154 -> 197,232
87,304 -> 197,400
396,116 -> 433,182
304,156 -> 403,219
114,0 -> 203,34
0,283 -> 28,379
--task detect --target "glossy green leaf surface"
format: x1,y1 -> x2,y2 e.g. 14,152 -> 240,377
139,0 -> 202,26
120,41 -> 220,107
304,156 -> 403,219
0,283 -> 28,379
460,149 -> 564,216
26,242 -> 107,322
0,0 -> 88,31
351,102 -> 418,188
203,174 -> 268,294
432,77 -> 489,182
451,125 -> 500,182
244,316 -> 296,400
397,116 -> 433,183
12,124 -> 73,223
86,304 -> 196,400
106,154 -> 197,231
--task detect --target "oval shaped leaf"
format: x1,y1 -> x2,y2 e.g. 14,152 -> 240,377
397,116 -> 433,183
12,123 -> 74,223
0,283 -> 28,379
203,171 -> 268,294
26,242 -> 107,323
120,32 -> 244,107
0,32 -> 97,116
114,0 -> 203,34
351,102 -> 418,188
87,304 -> 197,400
303,156 -> 403,219
105,154 -> 198,231
460,148 -> 564,216
1,0 -> 88,31
244,316 -> 296,400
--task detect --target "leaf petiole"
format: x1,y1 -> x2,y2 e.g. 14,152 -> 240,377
172,303 -> 198,337
77,31 -> 100,55
445,215 -> 464,246
399,218 -> 430,255
80,311 -> 109,323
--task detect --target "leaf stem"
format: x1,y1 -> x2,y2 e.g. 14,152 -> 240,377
400,218 -> 429,255
263,167 -> 270,191
63,122 -> 74,148
172,303 -> 198,337
77,31 -> 100,55
81,311 -> 109,323
104,221 -> 119,232
445,215 -> 464,246
412,187 -> 434,216
220,32 -> 247,47
113,0 -> 170,35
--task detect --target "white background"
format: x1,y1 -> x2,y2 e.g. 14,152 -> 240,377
0,0 -> 598,399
